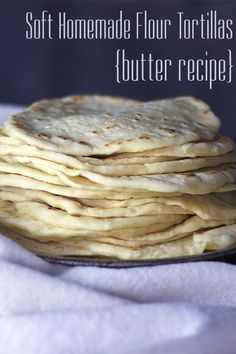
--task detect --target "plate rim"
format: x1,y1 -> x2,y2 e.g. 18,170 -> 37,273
41,246 -> 236,268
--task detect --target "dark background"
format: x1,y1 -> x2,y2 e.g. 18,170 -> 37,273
0,0 -> 235,139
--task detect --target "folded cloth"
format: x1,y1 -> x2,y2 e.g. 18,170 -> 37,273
0,105 -> 236,354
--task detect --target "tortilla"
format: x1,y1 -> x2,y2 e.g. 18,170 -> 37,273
68,164 -> 236,194
0,173 -> 166,199
4,96 -> 220,156
0,95 -> 235,261
2,224 -> 235,259
0,200 -> 180,239
0,188 -> 189,217
157,192 -> 236,221
12,200 -> 185,231
2,150 -> 236,176
113,136 -> 235,159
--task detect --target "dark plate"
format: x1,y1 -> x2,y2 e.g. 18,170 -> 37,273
42,246 -> 236,268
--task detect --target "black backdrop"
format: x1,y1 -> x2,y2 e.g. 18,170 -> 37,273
0,0 -> 235,139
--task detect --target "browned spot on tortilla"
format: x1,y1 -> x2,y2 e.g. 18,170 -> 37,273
70,95 -> 84,102
203,109 -> 210,115
105,140 -> 121,146
15,122 -> 25,129
139,135 -> 150,140
105,124 -> 119,129
36,133 -> 47,138
77,141 -> 91,146
92,130 -> 98,134
59,136 -> 69,140
159,128 -> 176,134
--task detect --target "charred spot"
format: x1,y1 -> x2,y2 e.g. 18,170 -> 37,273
36,133 -> 47,138
59,136 -> 69,140
92,130 -> 98,134
105,124 -> 119,129
105,140 -> 121,146
139,135 -> 151,140
132,246 -> 140,250
15,123 -> 25,128
77,141 -> 90,146
159,128 -> 176,134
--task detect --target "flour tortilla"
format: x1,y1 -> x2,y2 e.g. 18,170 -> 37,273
3,96 -> 220,156
217,183 -> 236,192
113,136 -> 235,159
0,173 -> 167,199
1,135 -> 234,167
2,154 -> 236,195
69,224 -> 236,259
0,128 -> 24,146
0,199 -> 235,258
77,198 -> 167,208
0,200 -> 232,248
60,216 -> 228,247
0,201 -> 180,238
12,201 -> 185,231
0,227 -> 94,257
0,159 -> 65,185
0,145 -> 187,177
157,192 -> 236,221
69,164 -> 236,194
2,224 -> 235,259
0,188 -> 189,218
193,224 -> 236,251
3,187 -> 231,221
2,151 -> 236,176
0,187 -> 161,208
1,161 -> 236,197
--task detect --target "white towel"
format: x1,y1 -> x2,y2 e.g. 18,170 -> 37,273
0,105 -> 236,354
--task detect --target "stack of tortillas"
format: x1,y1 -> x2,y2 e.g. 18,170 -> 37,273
0,95 -> 236,260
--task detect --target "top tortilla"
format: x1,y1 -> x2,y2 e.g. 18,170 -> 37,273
3,95 -> 220,156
